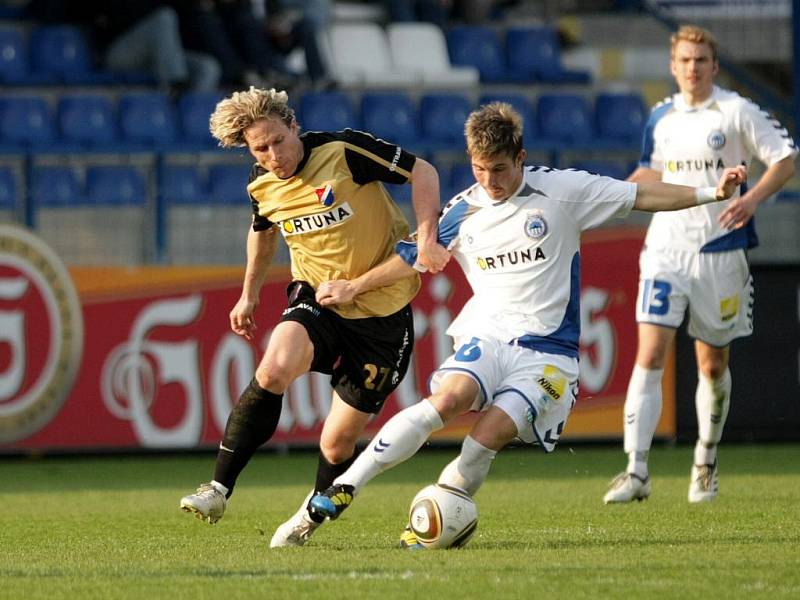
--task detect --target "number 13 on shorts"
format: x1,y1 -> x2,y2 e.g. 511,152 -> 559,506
640,278 -> 672,316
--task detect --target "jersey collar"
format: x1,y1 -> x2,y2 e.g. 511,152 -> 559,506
674,85 -> 720,112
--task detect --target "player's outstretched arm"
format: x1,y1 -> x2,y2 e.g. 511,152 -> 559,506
316,255 -> 416,307
409,158 -> 450,273
718,156 -> 796,230
230,224 -> 278,341
633,165 -> 747,213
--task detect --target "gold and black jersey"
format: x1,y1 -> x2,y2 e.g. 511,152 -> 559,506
247,128 -> 421,319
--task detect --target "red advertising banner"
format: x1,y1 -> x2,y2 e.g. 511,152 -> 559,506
0,224 -> 674,452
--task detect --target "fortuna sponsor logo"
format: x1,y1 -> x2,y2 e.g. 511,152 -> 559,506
537,376 -> 562,400
283,302 -> 321,317
666,157 -> 725,173
280,202 -> 353,236
476,247 -> 546,270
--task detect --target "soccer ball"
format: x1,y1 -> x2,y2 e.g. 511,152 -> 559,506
408,483 -> 478,549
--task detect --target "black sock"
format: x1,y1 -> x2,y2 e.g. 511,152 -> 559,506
306,447 -> 362,523
213,378 -> 282,497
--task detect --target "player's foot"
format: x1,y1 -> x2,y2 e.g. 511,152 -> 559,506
309,483 -> 355,520
180,482 -> 227,524
270,495 -> 322,548
688,461 -> 718,503
603,471 -> 651,504
399,525 -> 424,550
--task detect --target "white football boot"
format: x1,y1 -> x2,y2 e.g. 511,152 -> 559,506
603,471 -> 652,504
180,482 -> 227,524
270,491 -> 322,548
688,462 -> 718,503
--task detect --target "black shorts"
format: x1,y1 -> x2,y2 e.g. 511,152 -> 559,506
280,281 -> 414,414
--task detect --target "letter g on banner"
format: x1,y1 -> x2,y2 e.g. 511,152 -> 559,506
0,224 -> 84,444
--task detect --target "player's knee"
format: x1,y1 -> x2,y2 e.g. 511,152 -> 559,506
429,390 -> 472,421
253,363 -> 292,393
319,437 -> 357,464
697,357 -> 727,380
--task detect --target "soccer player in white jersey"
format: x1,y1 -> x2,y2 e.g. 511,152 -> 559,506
603,25 -> 796,505
299,102 -> 746,547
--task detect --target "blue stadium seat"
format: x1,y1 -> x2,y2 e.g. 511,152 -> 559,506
0,27 -> 30,84
160,165 -> 208,203
450,163 -> 475,194
178,92 -> 224,147
570,160 -> 628,180
298,91 -> 358,132
0,167 -> 16,209
86,166 -> 146,205
208,164 -> 252,204
384,182 -> 411,204
595,93 -> 647,146
446,26 -> 521,83
360,93 -> 418,146
505,27 -> 591,84
57,95 -> 117,148
31,166 -> 83,206
118,93 -> 178,147
29,25 -> 114,84
419,93 -> 473,151
0,96 -> 56,148
536,94 -> 594,145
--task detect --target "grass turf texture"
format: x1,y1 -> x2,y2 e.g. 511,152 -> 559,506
2,444 -> 799,599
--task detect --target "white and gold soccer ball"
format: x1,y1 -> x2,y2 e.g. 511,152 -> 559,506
408,483 -> 478,549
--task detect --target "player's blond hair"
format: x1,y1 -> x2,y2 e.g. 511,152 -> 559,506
671,24 -> 718,61
209,87 -> 296,148
464,102 -> 523,160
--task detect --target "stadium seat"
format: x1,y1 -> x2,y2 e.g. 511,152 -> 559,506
31,166 -> 83,206
160,165 -> 208,204
505,27 -> 591,84
419,93 -> 473,151
0,27 -> 32,84
57,95 -> 117,148
536,94 -> 594,145
178,92 -> 224,147
384,182 -> 411,204
570,160 -> 628,180
208,164 -> 252,204
446,26 -> 521,83
118,93 -> 178,147
450,163 -> 475,195
325,22 -> 417,88
594,92 -> 647,146
29,25 -> 114,84
0,167 -> 16,209
298,91 -> 358,132
360,93 -> 418,146
86,166 -> 146,205
386,22 -> 479,88
0,96 -> 56,148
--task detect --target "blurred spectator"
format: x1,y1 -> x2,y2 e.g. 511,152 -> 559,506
262,0 -> 333,88
28,0 -> 222,91
384,0 -> 453,29
172,0 -> 299,88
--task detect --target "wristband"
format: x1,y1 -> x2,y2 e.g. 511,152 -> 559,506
694,186 -> 718,205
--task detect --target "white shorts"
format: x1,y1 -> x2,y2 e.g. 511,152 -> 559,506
636,246 -> 754,347
430,337 -> 578,452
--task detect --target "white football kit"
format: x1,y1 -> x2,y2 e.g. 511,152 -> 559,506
637,85 -> 797,344
398,166 -> 636,450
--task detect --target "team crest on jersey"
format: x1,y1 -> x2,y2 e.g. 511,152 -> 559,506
524,211 -> 547,239
315,183 -> 335,206
280,202 -> 353,236
707,130 -> 726,150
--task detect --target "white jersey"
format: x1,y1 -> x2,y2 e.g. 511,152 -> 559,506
398,165 -> 636,358
641,85 -> 797,253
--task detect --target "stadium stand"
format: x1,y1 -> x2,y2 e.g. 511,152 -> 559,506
57,95 -> 118,149
298,90 -> 359,132
360,92 -> 419,146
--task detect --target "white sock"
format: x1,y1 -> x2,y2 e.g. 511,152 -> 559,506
694,368 -> 731,465
623,364 -> 664,478
437,436 -> 497,496
210,480 -> 229,496
335,399 -> 443,492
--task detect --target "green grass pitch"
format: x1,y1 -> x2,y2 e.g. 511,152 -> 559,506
2,443 -> 799,599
